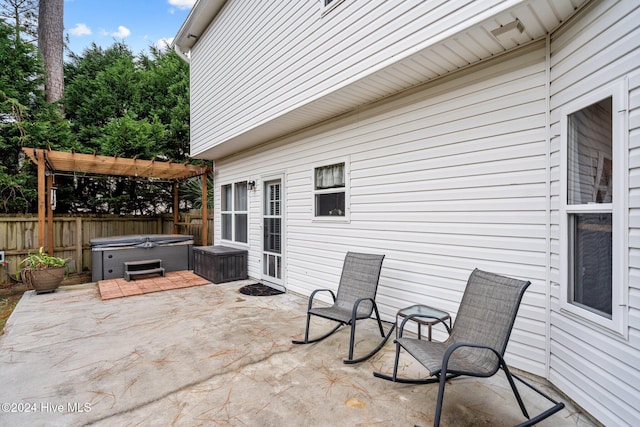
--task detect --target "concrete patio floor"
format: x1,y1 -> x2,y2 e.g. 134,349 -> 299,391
0,280 -> 598,427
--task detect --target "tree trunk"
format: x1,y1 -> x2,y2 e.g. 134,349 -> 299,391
38,0 -> 64,104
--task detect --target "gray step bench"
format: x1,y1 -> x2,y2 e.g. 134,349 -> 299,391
124,259 -> 165,281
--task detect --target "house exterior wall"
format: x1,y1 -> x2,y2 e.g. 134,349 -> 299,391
214,43 -> 550,376
189,0 -> 523,157
188,1 -> 640,424
548,1 -> 640,425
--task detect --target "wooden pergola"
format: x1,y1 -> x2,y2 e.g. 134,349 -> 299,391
22,147 -> 211,254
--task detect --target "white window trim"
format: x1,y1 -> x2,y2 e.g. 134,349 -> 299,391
321,0 -> 346,16
220,181 -> 249,246
312,157 -> 350,223
559,80 -> 628,337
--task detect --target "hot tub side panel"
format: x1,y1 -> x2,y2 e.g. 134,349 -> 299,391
91,236 -> 194,281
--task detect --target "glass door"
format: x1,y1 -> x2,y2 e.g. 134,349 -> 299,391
263,179 -> 282,286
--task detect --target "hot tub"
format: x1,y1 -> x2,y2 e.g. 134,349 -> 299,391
91,234 -> 194,281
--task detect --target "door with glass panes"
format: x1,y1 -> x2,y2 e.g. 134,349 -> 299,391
262,179 -> 283,286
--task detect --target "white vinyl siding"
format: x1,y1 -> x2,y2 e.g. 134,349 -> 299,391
189,0 -> 525,156
214,44 -> 549,376
185,1 -> 640,425
549,1 -> 640,425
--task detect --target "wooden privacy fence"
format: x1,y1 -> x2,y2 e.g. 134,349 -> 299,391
0,212 -> 212,286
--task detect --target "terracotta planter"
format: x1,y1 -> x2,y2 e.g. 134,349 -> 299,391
21,266 -> 66,294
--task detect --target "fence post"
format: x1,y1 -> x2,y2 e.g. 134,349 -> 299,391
75,217 -> 83,274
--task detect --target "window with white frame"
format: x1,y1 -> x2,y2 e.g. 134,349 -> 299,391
561,81 -> 626,334
322,0 -> 344,11
314,161 -> 347,218
221,181 -> 248,243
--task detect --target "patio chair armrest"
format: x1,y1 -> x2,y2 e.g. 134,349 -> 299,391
307,288 -> 336,311
350,297 -> 376,321
442,341 -> 502,376
398,313 -> 452,338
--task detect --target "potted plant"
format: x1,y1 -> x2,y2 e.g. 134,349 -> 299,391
17,248 -> 68,294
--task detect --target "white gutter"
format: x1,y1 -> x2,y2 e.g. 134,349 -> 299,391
174,44 -> 190,64
172,0 -> 228,63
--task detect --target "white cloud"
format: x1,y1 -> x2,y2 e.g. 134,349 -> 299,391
168,0 -> 196,10
156,37 -> 174,50
69,23 -> 91,36
111,25 -> 131,38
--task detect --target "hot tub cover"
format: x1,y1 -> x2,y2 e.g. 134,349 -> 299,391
90,234 -> 194,249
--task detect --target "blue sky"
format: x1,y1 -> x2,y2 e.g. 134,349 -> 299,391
65,0 -> 196,57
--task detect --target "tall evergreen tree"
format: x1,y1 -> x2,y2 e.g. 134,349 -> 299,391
0,11 -> 192,214
0,19 -> 74,213
37,0 -> 64,103
62,43 -> 192,214
0,0 -> 37,43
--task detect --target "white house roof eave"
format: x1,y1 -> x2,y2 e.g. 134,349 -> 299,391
173,0 -> 228,52
190,0 -> 588,161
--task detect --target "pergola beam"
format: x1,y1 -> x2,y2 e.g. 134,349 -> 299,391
22,148 -> 207,180
23,147 -> 211,252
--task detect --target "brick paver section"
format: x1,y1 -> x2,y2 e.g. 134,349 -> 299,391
98,271 -> 210,300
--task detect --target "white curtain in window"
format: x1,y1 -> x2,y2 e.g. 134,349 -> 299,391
315,163 -> 344,189
221,185 -> 232,211
235,182 -> 247,211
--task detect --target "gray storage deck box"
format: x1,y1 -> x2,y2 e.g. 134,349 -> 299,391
91,234 -> 193,281
194,245 -> 248,283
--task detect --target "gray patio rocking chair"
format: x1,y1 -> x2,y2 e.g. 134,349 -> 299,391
374,268 -> 565,426
292,252 -> 394,364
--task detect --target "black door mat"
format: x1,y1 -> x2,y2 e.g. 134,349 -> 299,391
239,283 -> 284,296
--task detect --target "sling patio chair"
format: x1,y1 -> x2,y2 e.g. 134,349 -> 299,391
374,268 -> 565,427
292,252 -> 395,364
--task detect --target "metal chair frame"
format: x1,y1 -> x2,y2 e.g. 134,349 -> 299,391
374,268 -> 565,426
292,252 -> 394,364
